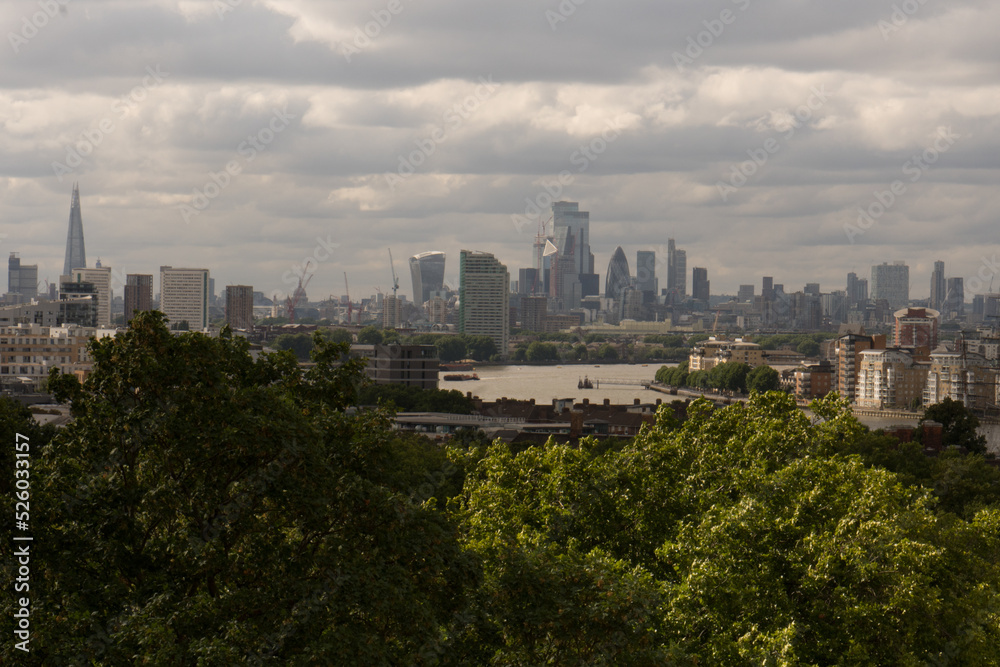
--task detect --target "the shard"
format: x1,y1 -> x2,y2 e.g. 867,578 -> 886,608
63,183 -> 87,276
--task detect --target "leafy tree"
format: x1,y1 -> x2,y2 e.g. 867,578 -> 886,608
9,312 -> 478,665
921,397 -> 988,454
708,361 -> 751,393
572,343 -> 589,361
595,343 -> 619,361
525,341 -> 559,362
796,339 -> 821,357
325,328 -> 354,345
463,335 -> 498,361
272,332 -> 315,360
455,393 -> 1000,664
746,365 -> 781,393
356,325 -> 383,344
435,336 -> 467,362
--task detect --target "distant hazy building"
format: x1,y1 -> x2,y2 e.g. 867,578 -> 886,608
518,267 -> 540,296
945,277 -> 965,317
225,285 -> 254,330
409,251 -> 446,306
635,250 -> 657,303
68,266 -> 112,327
459,250 -> 509,358
692,267 -> 710,303
762,276 -> 774,301
737,284 -> 755,302
160,266 -> 209,330
521,295 -> 548,332
847,272 -> 868,308
930,261 -> 946,312
124,274 -> 153,324
804,283 -> 821,296
605,246 -> 631,304
7,253 -> 38,301
63,183 -> 87,278
551,202 -> 597,309
871,261 -> 909,311
382,294 -> 402,329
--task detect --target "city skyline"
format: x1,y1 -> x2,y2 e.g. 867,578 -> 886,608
1,1 -> 998,303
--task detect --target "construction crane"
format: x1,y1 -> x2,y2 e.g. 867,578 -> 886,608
344,272 -> 353,324
388,248 -> 400,297
285,273 -> 313,324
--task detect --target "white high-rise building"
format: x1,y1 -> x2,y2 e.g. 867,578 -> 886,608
459,250 -> 509,358
68,265 -> 112,327
160,266 -> 210,330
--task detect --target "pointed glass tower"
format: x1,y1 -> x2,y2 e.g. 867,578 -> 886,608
63,183 -> 87,276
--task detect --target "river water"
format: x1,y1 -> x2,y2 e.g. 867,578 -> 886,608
442,363 -> 1000,454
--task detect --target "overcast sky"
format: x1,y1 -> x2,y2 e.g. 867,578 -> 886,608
2,0 -> 998,303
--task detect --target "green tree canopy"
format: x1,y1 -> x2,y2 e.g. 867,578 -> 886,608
11,312 -> 477,665
921,397 -> 989,454
746,364 -> 781,393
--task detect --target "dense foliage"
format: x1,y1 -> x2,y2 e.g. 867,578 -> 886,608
3,315 -> 998,665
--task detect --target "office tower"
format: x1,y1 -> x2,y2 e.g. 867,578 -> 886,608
847,272 -> 869,307
428,296 -> 448,324
58,280 -> 99,327
930,261 -> 945,311
762,276 -> 774,301
160,266 -> 210,330
63,183 -> 87,278
409,251 -> 446,306
521,295 -> 548,332
804,283 -> 821,296
551,202 -> 596,308
692,267 -> 710,303
7,253 -> 38,301
668,239 -> 687,296
225,285 -> 254,330
459,250 -> 509,358
636,250 -> 656,303
69,266 -> 112,327
945,277 -> 965,317
673,249 -> 687,297
518,268 -> 539,296
894,307 -> 939,349
622,287 -> 643,320
382,294 -> 402,329
124,274 -> 153,324
737,284 -> 755,302
870,261 -> 909,311
605,246 -> 631,303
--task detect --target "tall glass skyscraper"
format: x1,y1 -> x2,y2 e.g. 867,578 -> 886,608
63,183 -> 87,277
409,251 -> 446,306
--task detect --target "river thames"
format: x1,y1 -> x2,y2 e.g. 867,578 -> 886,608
441,363 -> 1000,453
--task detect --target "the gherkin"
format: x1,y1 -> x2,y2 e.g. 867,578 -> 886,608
62,183 -> 87,276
